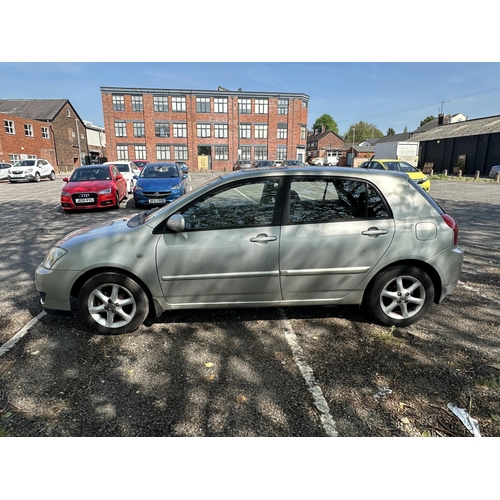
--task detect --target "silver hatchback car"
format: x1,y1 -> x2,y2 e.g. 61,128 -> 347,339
36,167 -> 463,335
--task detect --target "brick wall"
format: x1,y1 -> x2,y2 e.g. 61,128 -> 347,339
102,89 -> 309,171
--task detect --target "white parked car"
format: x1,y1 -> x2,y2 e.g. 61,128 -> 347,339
8,159 -> 56,183
0,162 -> 12,181
101,161 -> 140,193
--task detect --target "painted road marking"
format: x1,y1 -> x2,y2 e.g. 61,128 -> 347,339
278,308 -> 339,437
0,312 -> 46,358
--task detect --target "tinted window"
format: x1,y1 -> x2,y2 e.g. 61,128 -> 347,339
180,179 -> 280,230
288,178 -> 389,223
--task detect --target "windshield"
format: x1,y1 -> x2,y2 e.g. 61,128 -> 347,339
141,165 -> 179,178
70,167 -> 111,181
16,160 -> 36,166
115,164 -> 129,172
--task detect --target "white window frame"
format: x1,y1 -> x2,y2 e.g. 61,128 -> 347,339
112,95 -> 125,111
214,123 -> 228,138
135,145 -> 147,160
214,97 -> 228,113
197,123 -> 211,138
156,145 -> 171,160
214,146 -> 229,160
254,146 -> 268,160
173,123 -> 187,138
133,121 -> 145,138
239,123 -> 251,139
41,126 -> 50,139
116,145 -> 129,160
153,96 -> 168,112
115,121 -> 127,137
255,124 -> 268,139
24,123 -> 34,137
155,122 -> 170,138
174,145 -> 188,160
4,120 -> 15,134
131,95 -> 144,112
254,99 -> 268,114
172,96 -> 186,112
238,98 -> 251,114
196,97 -> 211,113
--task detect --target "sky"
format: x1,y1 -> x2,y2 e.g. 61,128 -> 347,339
2,61 -> 500,137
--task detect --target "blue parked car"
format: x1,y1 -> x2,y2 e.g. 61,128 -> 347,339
133,162 -> 188,208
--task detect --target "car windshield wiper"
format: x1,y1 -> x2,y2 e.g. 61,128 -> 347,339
127,207 -> 160,228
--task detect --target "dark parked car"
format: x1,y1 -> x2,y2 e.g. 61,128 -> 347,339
36,167 -> 463,335
252,160 -> 275,168
281,160 -> 307,167
233,160 -> 252,171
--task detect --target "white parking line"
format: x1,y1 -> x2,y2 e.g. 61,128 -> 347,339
278,308 -> 339,437
0,312 -> 46,358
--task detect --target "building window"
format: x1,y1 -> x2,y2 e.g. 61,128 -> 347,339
112,95 -> 125,111
254,146 -> 267,160
173,123 -> 187,138
238,98 -> 251,114
214,97 -> 228,113
239,123 -> 251,139
197,123 -> 211,138
240,146 -> 251,160
278,99 -> 288,115
276,146 -> 287,160
155,122 -> 170,138
41,126 -> 50,139
131,95 -> 144,112
301,126 -> 307,140
9,154 -> 19,163
117,145 -> 128,159
196,97 -> 210,113
153,96 -> 168,112
24,123 -> 34,137
255,124 -> 268,139
302,100 -> 308,108
66,109 -> 71,117
133,122 -> 145,138
277,124 -> 287,139
254,99 -> 268,114
4,120 -> 15,134
174,145 -> 188,160
135,145 -> 147,159
115,121 -> 127,137
214,123 -> 228,138
214,146 -> 229,160
172,96 -> 186,112
156,145 -> 171,160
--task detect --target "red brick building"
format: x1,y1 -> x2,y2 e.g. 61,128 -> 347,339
1,112 -> 57,166
306,126 -> 345,163
101,86 -> 310,171
0,99 -> 89,172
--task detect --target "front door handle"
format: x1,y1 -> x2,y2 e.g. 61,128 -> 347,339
250,233 -> 277,244
361,227 -> 388,238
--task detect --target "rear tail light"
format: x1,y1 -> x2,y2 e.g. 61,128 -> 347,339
441,214 -> 459,245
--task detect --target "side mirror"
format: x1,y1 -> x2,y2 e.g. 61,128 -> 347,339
166,213 -> 186,232
182,174 -> 188,179
133,175 -> 138,179
116,174 -> 123,180
63,177 -> 69,182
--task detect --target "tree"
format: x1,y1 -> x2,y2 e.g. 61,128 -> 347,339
344,121 -> 383,143
420,115 -> 435,127
403,126 -> 408,133
312,114 -> 339,134
387,128 -> 395,136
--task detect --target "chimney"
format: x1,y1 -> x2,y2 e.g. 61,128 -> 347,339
438,114 -> 444,125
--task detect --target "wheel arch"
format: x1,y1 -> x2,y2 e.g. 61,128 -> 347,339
70,266 -> 159,318
362,259 -> 442,307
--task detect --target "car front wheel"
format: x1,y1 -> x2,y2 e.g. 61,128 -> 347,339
34,172 -> 41,182
49,170 -> 56,181
78,272 -> 149,335
365,265 -> 434,327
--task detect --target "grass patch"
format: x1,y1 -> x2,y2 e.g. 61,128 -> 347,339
477,376 -> 500,389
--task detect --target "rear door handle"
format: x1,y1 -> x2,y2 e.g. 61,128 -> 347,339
361,227 -> 388,238
250,233 -> 277,244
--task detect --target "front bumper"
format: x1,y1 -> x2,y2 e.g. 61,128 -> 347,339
35,264 -> 78,313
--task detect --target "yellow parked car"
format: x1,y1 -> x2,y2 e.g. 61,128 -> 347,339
363,159 -> 430,192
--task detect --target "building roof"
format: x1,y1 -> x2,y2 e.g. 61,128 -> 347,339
307,128 -> 343,143
100,86 -> 310,102
376,132 -> 412,143
410,114 -> 500,142
0,99 -> 70,121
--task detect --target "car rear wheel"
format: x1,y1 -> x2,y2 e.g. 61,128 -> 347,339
114,191 -> 120,209
365,265 -> 434,327
78,272 -> 149,335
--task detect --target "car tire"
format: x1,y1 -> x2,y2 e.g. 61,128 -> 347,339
9,179 -> 16,183
34,172 -> 41,182
78,272 -> 149,335
365,265 -> 434,327
113,192 -> 120,209
49,171 -> 56,181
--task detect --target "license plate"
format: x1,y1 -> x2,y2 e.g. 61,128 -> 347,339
75,198 -> 95,204
149,199 -> 165,203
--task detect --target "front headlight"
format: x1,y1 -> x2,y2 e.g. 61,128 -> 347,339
171,182 -> 181,190
134,185 -> 143,192
25,168 -> 33,173
43,247 -> 68,270
61,191 -> 70,197
98,187 -> 112,194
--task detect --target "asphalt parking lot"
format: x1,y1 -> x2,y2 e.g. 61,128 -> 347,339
0,172 -> 499,437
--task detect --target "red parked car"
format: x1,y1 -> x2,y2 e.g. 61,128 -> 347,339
60,165 -> 127,212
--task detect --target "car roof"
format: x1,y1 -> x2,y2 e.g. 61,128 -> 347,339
144,162 -> 177,167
